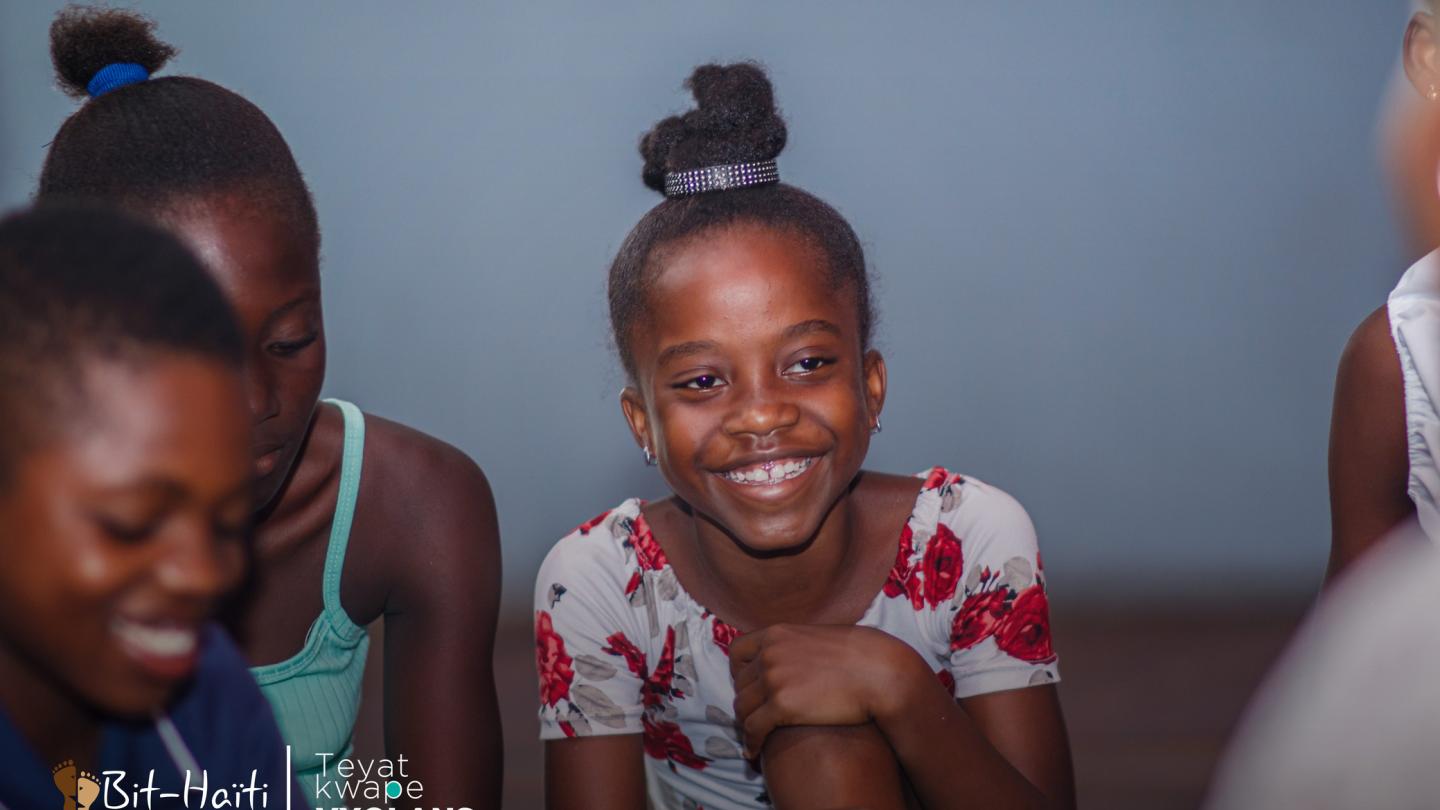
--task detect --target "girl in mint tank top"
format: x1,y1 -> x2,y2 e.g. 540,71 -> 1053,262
36,8 -> 504,807
0,206 -> 299,810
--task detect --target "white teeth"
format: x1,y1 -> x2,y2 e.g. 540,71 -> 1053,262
721,457 -> 815,486
112,617 -> 197,658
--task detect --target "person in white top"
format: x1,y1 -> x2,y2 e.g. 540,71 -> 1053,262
1328,1 -> 1440,578
1206,522 -> 1440,810
1207,8 -> 1440,806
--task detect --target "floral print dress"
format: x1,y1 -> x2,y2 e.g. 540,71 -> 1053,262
534,468 -> 1060,810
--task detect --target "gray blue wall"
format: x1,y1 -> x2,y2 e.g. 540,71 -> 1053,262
0,1 -> 1408,601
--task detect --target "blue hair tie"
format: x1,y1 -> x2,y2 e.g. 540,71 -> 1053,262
87,63 -> 149,98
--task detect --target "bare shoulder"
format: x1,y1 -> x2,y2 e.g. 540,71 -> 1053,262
1331,304 -> 1405,455
351,412 -> 500,600
360,412 -> 496,520
1337,305 -> 1401,392
1329,305 -> 1413,578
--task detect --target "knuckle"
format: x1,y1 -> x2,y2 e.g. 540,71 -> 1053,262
760,646 -> 783,668
771,687 -> 795,713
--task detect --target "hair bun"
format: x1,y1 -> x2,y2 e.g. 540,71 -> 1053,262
50,6 -> 177,99
640,62 -> 788,193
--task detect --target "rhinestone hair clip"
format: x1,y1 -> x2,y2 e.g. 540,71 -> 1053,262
663,159 -> 779,198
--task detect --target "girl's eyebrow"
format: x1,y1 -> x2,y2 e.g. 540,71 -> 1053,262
262,289 -> 321,330
783,319 -> 841,339
658,320 -> 841,367
657,340 -> 718,368
91,478 -> 186,503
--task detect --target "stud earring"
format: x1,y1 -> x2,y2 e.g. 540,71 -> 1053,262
1428,84 -> 1438,101
871,417 -> 882,435
643,447 -> 657,466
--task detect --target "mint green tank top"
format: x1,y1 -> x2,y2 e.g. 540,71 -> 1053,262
250,399 -> 370,800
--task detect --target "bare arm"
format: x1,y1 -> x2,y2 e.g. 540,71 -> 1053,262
877,651 -> 1071,809
760,724 -> 910,810
1327,306 -> 1412,581
733,625 -> 1073,810
544,736 -> 647,810
381,444 -> 504,807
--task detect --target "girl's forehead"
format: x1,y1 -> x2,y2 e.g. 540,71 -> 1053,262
162,197 -> 319,305
650,225 -> 833,309
640,227 -> 857,353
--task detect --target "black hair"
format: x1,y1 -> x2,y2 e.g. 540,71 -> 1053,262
0,203 -> 243,485
37,6 -> 318,250
609,62 -> 874,379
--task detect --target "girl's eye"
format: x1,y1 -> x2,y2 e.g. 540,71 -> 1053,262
267,333 -> 318,357
680,374 -> 725,391
786,357 -> 833,374
99,518 -> 160,545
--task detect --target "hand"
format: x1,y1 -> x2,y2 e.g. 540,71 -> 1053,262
728,624 -> 929,756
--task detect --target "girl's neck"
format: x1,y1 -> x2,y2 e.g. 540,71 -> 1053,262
653,471 -> 924,630
0,640 -> 104,769
664,477 -> 890,629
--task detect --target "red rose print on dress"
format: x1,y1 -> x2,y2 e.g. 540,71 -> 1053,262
711,616 -> 742,655
995,584 -> 1057,664
642,626 -> 685,708
922,467 -> 950,491
883,524 -> 916,600
623,515 -> 669,596
535,610 -> 575,707
629,516 -> 668,570
603,631 -> 648,678
885,522 -> 964,609
950,588 -> 1011,651
937,668 -> 956,696
576,509 -> 612,535
643,715 -> 711,770
921,524 -> 963,607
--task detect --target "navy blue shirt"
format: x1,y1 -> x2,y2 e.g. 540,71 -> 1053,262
0,624 -> 307,810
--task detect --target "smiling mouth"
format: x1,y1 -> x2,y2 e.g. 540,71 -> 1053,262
111,616 -> 200,679
718,457 -> 817,486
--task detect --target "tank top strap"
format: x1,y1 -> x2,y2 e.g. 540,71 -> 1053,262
321,398 -> 366,635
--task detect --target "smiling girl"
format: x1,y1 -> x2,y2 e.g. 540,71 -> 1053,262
34,9 -> 502,806
535,64 -> 1074,810
0,204 -> 296,808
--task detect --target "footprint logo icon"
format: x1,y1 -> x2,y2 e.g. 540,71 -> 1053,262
76,770 -> 100,810
51,761 -> 100,810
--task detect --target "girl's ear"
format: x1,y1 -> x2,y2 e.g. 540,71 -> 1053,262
863,349 -> 887,432
1406,12 -> 1440,99
620,386 -> 653,455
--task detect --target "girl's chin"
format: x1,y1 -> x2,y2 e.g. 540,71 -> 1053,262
708,513 -> 830,556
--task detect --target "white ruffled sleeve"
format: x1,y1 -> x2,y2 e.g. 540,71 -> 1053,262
1388,250 -> 1440,542
534,510 -> 650,740
939,478 -> 1061,699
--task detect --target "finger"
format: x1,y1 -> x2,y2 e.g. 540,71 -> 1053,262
742,702 -> 783,758
727,627 -> 765,664
730,654 -> 762,690
732,679 -> 766,724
